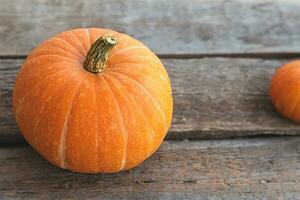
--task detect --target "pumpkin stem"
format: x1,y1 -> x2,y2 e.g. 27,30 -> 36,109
84,35 -> 118,73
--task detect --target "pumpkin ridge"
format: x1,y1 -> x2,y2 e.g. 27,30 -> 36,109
59,73 -> 89,168
15,68 -> 75,121
16,70 -> 84,163
109,46 -> 145,60
108,71 -> 167,131
112,55 -> 162,67
93,76 -> 99,171
69,31 -> 88,53
59,32 -> 87,57
111,62 -> 168,84
101,75 -> 128,171
53,36 -> 85,59
135,56 -> 161,66
32,71 -> 83,146
105,73 -> 157,157
40,39 -> 82,59
24,54 -> 78,66
85,29 -> 91,48
108,66 -> 172,128
109,66 -> 170,93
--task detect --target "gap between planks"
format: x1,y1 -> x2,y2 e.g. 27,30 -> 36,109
0,134 -> 299,147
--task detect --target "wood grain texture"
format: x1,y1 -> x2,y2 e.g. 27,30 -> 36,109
0,137 -> 299,199
1,0 -> 300,55
1,57 -> 300,143
0,59 -> 21,144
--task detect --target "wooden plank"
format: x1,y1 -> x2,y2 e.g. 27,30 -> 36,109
0,59 -> 21,144
2,57 -> 300,143
0,137 -> 299,199
1,0 -> 300,55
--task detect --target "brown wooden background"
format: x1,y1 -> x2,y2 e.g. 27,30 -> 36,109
0,0 -> 300,199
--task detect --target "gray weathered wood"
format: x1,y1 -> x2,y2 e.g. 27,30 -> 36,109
1,0 -> 300,55
2,57 -> 300,143
0,137 -> 299,199
0,59 -> 21,144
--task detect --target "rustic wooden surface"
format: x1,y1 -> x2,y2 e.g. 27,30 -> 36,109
1,0 -> 300,55
2,58 -> 300,144
0,137 -> 299,200
1,0 -> 300,199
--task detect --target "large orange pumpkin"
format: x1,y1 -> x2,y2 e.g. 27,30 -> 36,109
270,60 -> 300,122
12,28 -> 173,173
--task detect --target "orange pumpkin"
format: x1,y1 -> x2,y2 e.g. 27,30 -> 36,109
12,28 -> 173,173
270,60 -> 300,122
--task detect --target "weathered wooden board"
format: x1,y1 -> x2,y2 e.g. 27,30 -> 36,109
1,0 -> 300,55
2,57 -> 300,143
0,137 -> 299,199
